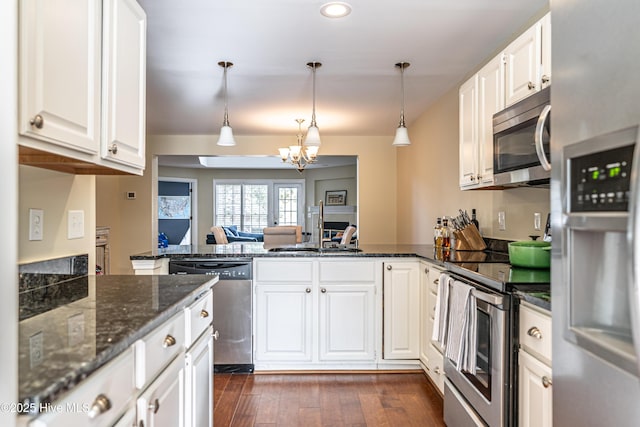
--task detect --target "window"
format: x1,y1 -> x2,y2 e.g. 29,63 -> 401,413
214,180 -> 304,233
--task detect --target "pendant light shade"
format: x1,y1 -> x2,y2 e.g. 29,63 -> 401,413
217,61 -> 236,147
304,62 -> 322,147
392,62 -> 411,147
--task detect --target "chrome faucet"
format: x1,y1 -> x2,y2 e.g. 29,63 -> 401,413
318,200 -> 324,247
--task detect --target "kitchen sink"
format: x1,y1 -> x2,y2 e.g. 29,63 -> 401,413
267,246 -> 362,253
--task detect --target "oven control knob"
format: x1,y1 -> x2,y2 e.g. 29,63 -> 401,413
527,326 -> 543,340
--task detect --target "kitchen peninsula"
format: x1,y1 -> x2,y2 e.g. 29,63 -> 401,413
18,273 -> 217,427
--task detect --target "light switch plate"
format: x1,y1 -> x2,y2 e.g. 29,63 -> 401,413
29,208 -> 44,241
498,211 -> 506,231
68,210 -> 85,239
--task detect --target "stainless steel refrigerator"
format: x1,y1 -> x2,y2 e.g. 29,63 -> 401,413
552,0 -> 640,426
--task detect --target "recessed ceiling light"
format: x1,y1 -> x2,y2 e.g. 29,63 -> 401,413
320,2 -> 352,18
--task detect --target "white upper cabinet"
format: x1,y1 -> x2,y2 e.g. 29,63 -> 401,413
18,0 -> 147,175
504,24 -> 540,106
101,0 -> 146,169
477,55 -> 504,186
459,75 -> 478,188
19,0 -> 102,154
505,12 -> 551,106
459,12 -> 550,190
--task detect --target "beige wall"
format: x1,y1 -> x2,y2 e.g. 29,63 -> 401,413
396,85 -> 550,243
19,166 -> 96,268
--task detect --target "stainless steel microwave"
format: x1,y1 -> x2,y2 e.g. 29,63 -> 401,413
492,87 -> 551,186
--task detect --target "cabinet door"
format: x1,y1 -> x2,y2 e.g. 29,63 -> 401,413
539,13 -> 551,89
19,0 -> 101,153
477,55 -> 504,186
505,24 -> 541,106
185,329 -> 213,427
518,350 -> 553,427
383,262 -> 420,359
137,357 -> 185,427
101,0 -> 146,169
419,263 -> 431,366
255,284 -> 313,362
459,75 -> 478,188
318,284 -> 375,361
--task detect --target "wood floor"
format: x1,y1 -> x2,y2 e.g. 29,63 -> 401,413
213,372 -> 446,427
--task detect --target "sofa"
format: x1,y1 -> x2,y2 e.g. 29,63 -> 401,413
206,225 -> 264,244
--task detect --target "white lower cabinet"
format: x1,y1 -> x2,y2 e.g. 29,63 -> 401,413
383,261 -> 420,360
518,302 -> 552,427
137,356 -> 185,427
419,260 -> 445,393
28,284 -> 214,427
254,258 -> 378,369
29,348 -> 135,427
184,328 -> 213,427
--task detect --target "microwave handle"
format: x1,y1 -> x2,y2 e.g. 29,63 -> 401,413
628,127 -> 640,376
535,105 -> 552,171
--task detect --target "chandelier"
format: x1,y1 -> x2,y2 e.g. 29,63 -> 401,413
279,119 -> 319,173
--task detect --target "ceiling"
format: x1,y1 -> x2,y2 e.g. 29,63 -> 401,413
139,0 -> 547,139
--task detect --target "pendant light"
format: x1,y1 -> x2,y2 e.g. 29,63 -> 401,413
217,61 -> 236,147
392,62 -> 411,147
304,62 -> 322,147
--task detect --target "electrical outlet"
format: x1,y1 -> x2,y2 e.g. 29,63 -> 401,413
29,208 -> 44,241
498,211 -> 506,231
68,210 -> 85,239
534,212 -> 542,230
29,331 -> 43,368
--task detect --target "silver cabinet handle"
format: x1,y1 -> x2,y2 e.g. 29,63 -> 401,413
542,376 -> 552,388
528,81 -> 535,90
434,366 -> 441,375
305,287 -> 311,293
212,330 -> 219,340
162,334 -> 176,348
424,267 -> 429,274
321,288 -> 327,293
534,104 -> 552,171
108,143 -> 118,154
541,75 -> 550,84
200,309 -> 209,318
477,174 -> 482,180
470,175 -> 476,181
87,394 -> 111,419
30,114 -> 44,129
148,398 -> 160,414
386,265 -> 392,270
527,326 -> 543,340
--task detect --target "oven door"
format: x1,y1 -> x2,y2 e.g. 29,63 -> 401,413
444,286 -> 508,427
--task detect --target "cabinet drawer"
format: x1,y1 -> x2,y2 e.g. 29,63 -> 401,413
255,260 -> 313,283
185,289 -> 213,347
319,260 -> 376,282
30,348 -> 135,427
135,312 -> 185,389
519,303 -> 552,364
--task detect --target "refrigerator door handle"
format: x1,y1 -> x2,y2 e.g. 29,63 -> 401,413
535,105 -> 552,171
628,129 -> 640,376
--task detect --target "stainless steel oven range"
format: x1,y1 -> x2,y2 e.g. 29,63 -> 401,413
441,261 -> 549,427
441,269 -> 513,427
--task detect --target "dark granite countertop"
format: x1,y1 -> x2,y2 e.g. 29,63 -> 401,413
18,274 -> 217,414
131,242 -> 552,310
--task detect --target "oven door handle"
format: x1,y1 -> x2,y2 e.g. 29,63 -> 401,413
471,288 -> 503,307
535,104 -> 552,171
628,126 -> 640,376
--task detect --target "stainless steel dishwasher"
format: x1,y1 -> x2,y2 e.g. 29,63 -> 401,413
169,258 -> 253,373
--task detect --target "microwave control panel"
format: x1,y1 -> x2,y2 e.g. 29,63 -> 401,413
570,144 -> 635,212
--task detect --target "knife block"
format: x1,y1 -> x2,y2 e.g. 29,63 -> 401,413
454,224 -> 487,251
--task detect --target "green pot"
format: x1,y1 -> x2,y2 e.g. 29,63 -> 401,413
508,241 -> 551,269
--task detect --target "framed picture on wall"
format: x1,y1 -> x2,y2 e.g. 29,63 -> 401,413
325,190 -> 347,206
